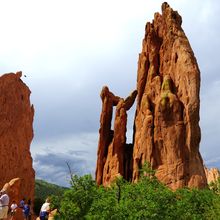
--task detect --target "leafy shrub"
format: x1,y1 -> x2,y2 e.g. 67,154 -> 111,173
53,166 -> 220,219
57,174 -> 97,220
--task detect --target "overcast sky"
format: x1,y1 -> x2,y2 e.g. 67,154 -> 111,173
0,0 -> 219,186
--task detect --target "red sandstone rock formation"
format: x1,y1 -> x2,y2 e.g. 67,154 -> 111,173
96,3 -> 207,189
205,167 -> 220,184
1,178 -> 24,220
132,2 -> 207,189
0,72 -> 35,204
96,87 -> 137,186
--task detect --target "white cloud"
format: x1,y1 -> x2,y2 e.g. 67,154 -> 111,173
31,132 -> 98,155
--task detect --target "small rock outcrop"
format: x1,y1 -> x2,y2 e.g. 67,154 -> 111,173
1,178 -> 24,220
0,72 -> 35,202
2,178 -> 21,205
205,167 -> 220,184
96,3 -> 207,189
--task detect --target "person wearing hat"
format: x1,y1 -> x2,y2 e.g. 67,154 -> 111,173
0,189 -> 9,220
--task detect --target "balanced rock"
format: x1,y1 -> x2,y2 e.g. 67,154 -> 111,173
0,72 -> 35,203
96,3 -> 207,189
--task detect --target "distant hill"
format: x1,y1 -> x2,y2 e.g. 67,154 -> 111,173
34,179 -> 68,215
35,179 -> 68,200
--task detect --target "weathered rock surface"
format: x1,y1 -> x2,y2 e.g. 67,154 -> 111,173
132,2 -> 207,189
205,167 -> 220,184
96,3 -> 207,189
0,72 -> 35,203
96,86 -> 137,186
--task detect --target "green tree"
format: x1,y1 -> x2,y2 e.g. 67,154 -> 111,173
59,174 -> 97,220
209,177 -> 220,194
56,165 -> 220,220
174,187 -> 220,219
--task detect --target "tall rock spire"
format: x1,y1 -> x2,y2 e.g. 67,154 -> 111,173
96,3 -> 207,189
0,72 -> 35,202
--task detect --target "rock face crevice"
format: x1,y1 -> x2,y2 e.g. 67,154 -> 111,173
0,72 -> 35,202
96,3 -> 207,189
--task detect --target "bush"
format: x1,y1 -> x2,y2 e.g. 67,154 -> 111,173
57,174 -> 97,220
56,167 -> 220,219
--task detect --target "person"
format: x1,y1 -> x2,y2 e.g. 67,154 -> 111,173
19,198 -> 25,209
27,199 -> 31,220
39,198 -> 50,220
23,201 -> 30,220
10,201 -> 18,219
0,189 -> 9,220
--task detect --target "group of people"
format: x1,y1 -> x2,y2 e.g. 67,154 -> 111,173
0,189 -> 32,220
0,189 -> 51,220
18,198 -> 32,219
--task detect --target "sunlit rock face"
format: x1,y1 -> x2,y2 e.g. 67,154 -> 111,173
132,2 -> 207,189
96,3 -> 207,189
0,72 -> 35,202
205,167 -> 220,184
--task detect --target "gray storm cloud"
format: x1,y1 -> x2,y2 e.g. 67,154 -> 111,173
34,150 -> 95,186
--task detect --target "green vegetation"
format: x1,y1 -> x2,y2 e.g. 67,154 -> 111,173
50,164 -> 220,220
161,91 -> 169,107
35,179 -> 68,200
209,177 -> 220,194
161,77 -> 171,91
